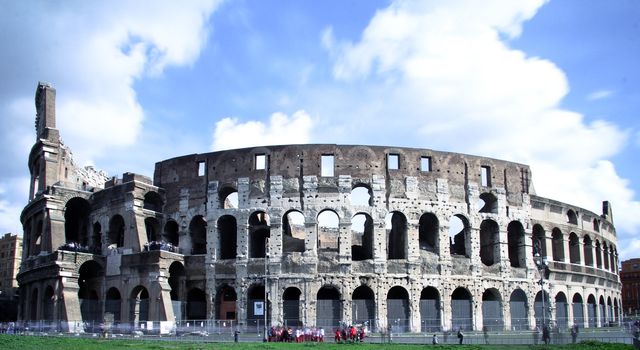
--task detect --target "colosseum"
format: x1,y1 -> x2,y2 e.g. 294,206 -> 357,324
18,82 -> 622,333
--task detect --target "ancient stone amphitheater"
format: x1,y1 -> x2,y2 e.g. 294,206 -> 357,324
18,82 -> 621,333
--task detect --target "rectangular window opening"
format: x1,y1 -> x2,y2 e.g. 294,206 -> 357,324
387,154 -> 399,170
321,154 -> 335,177
420,156 -> 431,172
255,154 -> 267,170
198,161 -> 205,177
481,166 -> 491,187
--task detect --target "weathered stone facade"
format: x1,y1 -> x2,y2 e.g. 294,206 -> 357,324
18,82 -> 622,332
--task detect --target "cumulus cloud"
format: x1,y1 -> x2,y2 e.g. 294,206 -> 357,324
318,0 -> 640,256
212,111 -> 314,151
0,1 -> 220,235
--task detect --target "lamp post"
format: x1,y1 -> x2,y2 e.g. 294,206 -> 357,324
534,253 -> 548,327
263,237 -> 270,342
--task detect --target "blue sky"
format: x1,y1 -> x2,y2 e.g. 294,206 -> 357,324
1,0 -> 639,259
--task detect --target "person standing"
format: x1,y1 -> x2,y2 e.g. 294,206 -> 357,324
457,328 -> 464,344
432,334 -> 439,345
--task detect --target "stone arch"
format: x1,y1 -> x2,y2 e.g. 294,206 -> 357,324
249,211 -> 270,258
129,286 -> 150,322
189,215 -> 207,255
216,284 -> 237,320
555,292 -> 569,329
218,215 -> 237,259
613,297 -> 620,323
420,287 -> 440,332
572,293 -> 585,327
602,242 -> 610,270
593,218 -> 600,232
532,224 -> 546,258
598,295 -> 606,327
316,285 -> 341,329
352,285 -> 375,328
478,192 -> 498,213
105,287 -> 122,322
587,294 -> 597,327
419,212 -> 439,254
583,235 -> 594,266
386,211 -> 407,260
33,220 -> 43,255
168,262 -> 185,319
552,228 -> 564,262
186,288 -> 206,320
163,220 -> 179,246
64,197 -> 91,246
144,217 -> 161,243
219,186 -> 238,209
143,191 -> 163,212
351,213 -> 374,261
507,220 -> 526,268
595,240 -> 602,269
318,209 -> 339,252
283,287 -> 302,326
247,284 -> 269,326
351,184 -> 373,206
569,232 -> 581,264
482,288 -> 503,331
567,209 -> 578,224
30,287 -> 39,320
534,290 -> 551,327
92,222 -> 102,253
510,289 -> 529,330
451,287 -> 473,331
480,219 -> 499,266
78,260 -> 104,322
282,210 -> 305,253
42,285 -> 55,321
387,286 -> 410,332
449,214 -> 470,257
108,215 -> 125,248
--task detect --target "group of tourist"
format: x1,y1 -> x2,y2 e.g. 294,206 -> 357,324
267,326 -> 325,342
334,325 -> 367,343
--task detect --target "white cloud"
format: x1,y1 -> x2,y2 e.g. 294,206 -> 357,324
586,90 -> 614,101
318,0 -> 640,257
212,111 -> 314,151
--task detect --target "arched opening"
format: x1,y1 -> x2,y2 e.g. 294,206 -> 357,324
482,289 -> 503,331
91,222 -> 102,253
583,235 -> 594,267
247,284 -> 269,327
189,215 -> 207,255
555,292 -> 569,329
33,220 -> 43,255
614,298 -> 619,323
130,286 -> 150,323
451,288 -> 473,331
610,246 -> 616,273
593,218 -> 600,232
105,287 -> 122,322
30,288 -> 39,320
249,211 -> 270,258
569,232 -> 581,264
169,262 -> 185,320
216,285 -> 237,320
108,215 -> 125,248
510,289 -> 529,330
350,185 -> 372,206
567,210 -> 578,224
186,288 -> 206,320
603,242 -> 610,270
508,221 -> 525,268
218,215 -> 237,259
607,297 -> 613,325
595,240 -> 602,269
572,293 -> 584,328
351,213 -> 373,261
420,287 -> 440,332
534,290 -> 551,327
598,296 -> 606,327
480,219 -> 499,266
219,187 -> 238,209
419,213 -> 438,254
43,286 -> 55,321
552,228 -> 565,262
386,211 -> 407,259
282,210 -> 305,253
532,224 -> 546,258
387,286 -> 410,332
318,210 -> 339,252
163,220 -> 179,246
143,191 -> 163,212
64,197 -> 91,246
144,217 -> 161,243
283,287 -> 302,327
316,286 -> 341,329
478,192 -> 498,213
352,285 -> 375,329
449,215 -> 470,257
78,260 -> 103,322
587,294 -> 597,328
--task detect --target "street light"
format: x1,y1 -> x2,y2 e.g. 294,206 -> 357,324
263,237 -> 270,342
534,253 -> 549,327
